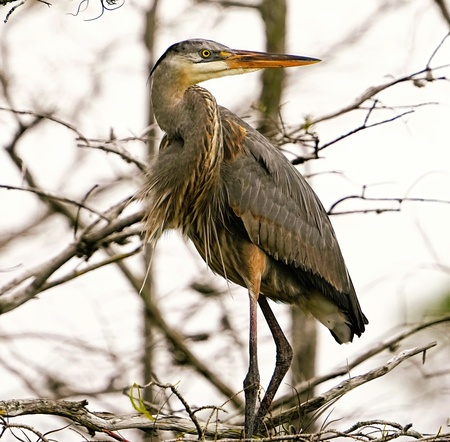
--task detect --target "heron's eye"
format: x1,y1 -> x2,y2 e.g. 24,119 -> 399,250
200,49 -> 211,59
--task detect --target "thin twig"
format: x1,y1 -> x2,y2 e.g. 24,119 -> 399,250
309,64 -> 450,126
0,184 -> 110,221
0,107 -> 89,143
77,140 -> 147,172
0,419 -> 50,442
426,30 -> 450,67
151,381 -> 204,438
40,246 -> 143,292
328,194 -> 450,215
318,109 -> 414,152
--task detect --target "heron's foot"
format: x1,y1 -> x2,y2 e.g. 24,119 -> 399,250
243,369 -> 260,438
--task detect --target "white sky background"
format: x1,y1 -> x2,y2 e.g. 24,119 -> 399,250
0,0 -> 449,439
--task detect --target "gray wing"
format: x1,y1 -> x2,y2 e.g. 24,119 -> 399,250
220,107 -> 352,296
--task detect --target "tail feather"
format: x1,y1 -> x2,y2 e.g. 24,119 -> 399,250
300,290 -> 367,344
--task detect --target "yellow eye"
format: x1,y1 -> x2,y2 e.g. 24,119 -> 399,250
200,49 -> 211,58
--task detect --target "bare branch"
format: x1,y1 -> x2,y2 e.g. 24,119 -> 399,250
68,0 -> 126,21
40,245 -> 143,291
0,419 -> 51,442
0,184 -> 110,220
194,0 -> 260,9
0,210 -> 143,314
135,381 -> 204,438
0,343 -> 441,440
115,258 -> 244,410
280,43 -> 449,158
310,64 -> 449,126
318,106 -> 414,152
0,203 -> 242,411
2,111 -> 85,226
271,342 -> 437,431
328,193 -> 450,216
0,107 -> 89,143
0,398 -> 242,438
2,0 -> 24,23
77,139 -> 147,172
273,315 -> 450,411
0,210 -> 52,249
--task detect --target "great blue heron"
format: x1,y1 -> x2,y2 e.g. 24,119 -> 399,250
140,39 -> 368,438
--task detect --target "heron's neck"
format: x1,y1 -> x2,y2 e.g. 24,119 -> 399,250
151,68 -> 188,132
151,71 -> 223,172
150,70 -> 224,226
152,72 -> 215,131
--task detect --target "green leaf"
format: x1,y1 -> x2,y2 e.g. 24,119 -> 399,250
129,383 -> 155,421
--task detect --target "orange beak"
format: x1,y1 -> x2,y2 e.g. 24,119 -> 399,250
225,49 -> 320,70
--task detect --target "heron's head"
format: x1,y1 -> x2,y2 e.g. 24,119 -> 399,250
150,39 -> 320,86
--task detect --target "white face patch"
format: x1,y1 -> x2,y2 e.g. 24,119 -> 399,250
184,60 -> 261,86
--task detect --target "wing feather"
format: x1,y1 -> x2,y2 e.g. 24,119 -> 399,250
220,107 -> 351,295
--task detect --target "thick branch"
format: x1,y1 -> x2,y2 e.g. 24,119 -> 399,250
270,342 -> 437,430
0,343 -> 437,439
0,210 -> 143,314
273,316 -> 450,410
0,398 -> 242,439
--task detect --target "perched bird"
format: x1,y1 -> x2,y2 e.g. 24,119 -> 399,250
140,39 -> 367,438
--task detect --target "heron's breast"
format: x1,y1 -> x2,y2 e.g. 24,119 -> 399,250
188,220 -> 256,288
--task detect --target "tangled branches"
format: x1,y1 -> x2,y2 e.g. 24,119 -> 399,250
0,332 -> 448,440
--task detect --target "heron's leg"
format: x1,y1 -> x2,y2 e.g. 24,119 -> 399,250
254,295 -> 293,435
243,290 -> 260,439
